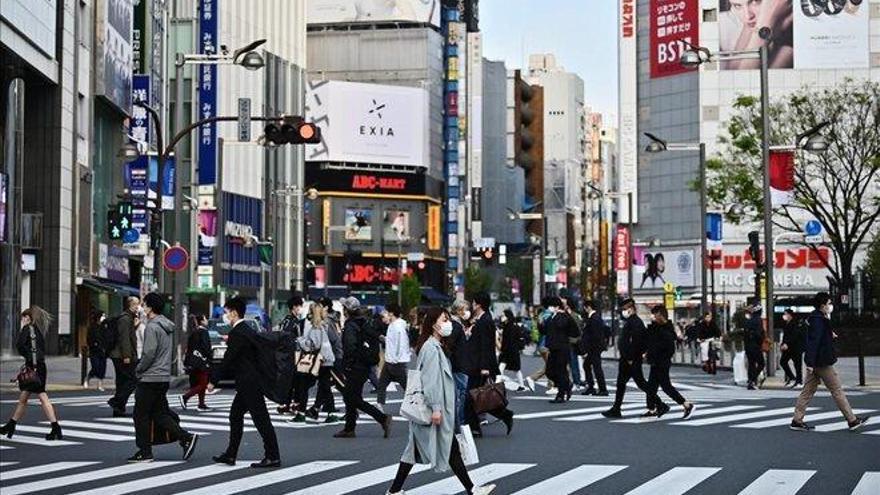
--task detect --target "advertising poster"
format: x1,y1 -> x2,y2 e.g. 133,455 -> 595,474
794,0 -> 869,69
636,249 -> 696,289
719,0 -> 793,69
97,0 -> 134,112
130,74 -> 150,144
198,209 -> 217,266
383,210 -> 410,241
308,0 -> 441,28
344,208 -> 373,241
769,150 -> 795,206
649,0 -> 699,78
618,0 -> 638,222
198,0 -> 218,184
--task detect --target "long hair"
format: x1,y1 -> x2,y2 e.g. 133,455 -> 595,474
415,306 -> 447,355
310,303 -> 326,328
22,305 -> 52,336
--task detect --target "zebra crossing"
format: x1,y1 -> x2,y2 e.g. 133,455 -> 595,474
0,457 -> 877,494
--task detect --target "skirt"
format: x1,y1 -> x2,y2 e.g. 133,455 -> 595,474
19,362 -> 47,394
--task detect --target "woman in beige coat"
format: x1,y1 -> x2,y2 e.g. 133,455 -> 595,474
387,307 -> 494,495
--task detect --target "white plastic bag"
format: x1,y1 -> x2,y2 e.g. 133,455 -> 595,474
733,351 -> 748,385
456,425 -> 480,466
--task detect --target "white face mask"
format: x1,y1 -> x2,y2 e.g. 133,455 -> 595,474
222,313 -> 231,325
825,304 -> 834,315
622,309 -> 633,318
547,306 -> 558,313
462,310 -> 472,321
438,321 -> 453,337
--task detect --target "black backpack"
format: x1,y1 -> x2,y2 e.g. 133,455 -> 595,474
356,318 -> 381,367
101,314 -> 123,353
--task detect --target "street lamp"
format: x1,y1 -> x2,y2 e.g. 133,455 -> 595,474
508,206 -> 547,301
644,132 -> 709,315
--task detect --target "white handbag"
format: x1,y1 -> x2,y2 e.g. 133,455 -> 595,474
400,369 -> 433,425
456,425 -> 480,466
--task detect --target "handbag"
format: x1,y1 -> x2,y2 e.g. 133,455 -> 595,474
455,425 -> 480,466
468,379 -> 508,415
15,327 -> 43,393
294,329 -> 325,376
400,369 -> 432,425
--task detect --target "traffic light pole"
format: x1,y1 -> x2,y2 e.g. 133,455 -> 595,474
759,44 -> 776,377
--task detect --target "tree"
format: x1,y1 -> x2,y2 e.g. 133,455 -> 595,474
389,275 -> 422,314
463,265 -> 491,301
705,79 -> 880,305
866,235 -> 880,309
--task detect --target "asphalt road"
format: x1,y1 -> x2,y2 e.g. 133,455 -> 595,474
1,359 -> 878,494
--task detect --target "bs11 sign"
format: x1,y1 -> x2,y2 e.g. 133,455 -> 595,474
649,0 -> 699,78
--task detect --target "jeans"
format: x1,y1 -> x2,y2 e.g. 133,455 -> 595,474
569,350 -> 582,385
453,372 -> 469,430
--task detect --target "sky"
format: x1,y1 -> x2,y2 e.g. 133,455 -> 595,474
479,0 -> 619,117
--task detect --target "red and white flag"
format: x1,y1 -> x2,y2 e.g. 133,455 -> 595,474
769,150 -> 796,206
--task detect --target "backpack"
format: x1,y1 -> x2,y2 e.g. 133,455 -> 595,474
356,318 -> 381,367
101,315 -> 123,353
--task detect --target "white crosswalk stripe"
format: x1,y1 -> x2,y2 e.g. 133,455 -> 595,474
284,462 -> 431,495
730,409 -> 875,429
737,469 -> 816,495
623,467 -> 721,495
0,434 -> 81,447
0,444 -> 14,450
408,463 -> 535,495
1,461 -> 181,495
94,417 -> 256,432
670,407 -> 815,426
0,461 -> 18,467
515,402 -> 644,420
613,404 -> 755,423
173,461 -> 359,495
1,461 -> 99,481
557,404 -> 686,422
67,461 -> 258,495
509,464 -> 627,495
12,424 -> 134,442
851,472 -> 880,495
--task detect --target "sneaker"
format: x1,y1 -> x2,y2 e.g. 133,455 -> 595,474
472,484 -> 497,495
681,403 -> 695,420
178,395 -> 188,410
525,377 -> 536,391
747,383 -> 756,390
789,420 -> 814,432
197,404 -> 211,411
783,379 -> 791,387
545,387 -> 558,396
602,408 -> 622,419
324,414 -> 340,423
97,386 -> 106,392
848,416 -> 870,431
288,413 -> 306,423
305,408 -> 319,421
180,433 -> 199,460
127,451 -> 154,463
640,410 -> 658,419
82,380 -> 89,389
758,373 -> 766,388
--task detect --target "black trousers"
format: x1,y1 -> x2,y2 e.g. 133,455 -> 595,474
546,349 -> 572,396
225,386 -> 279,460
293,373 -> 315,412
780,350 -> 802,383
377,362 -> 409,405
612,359 -> 650,408
390,436 -> 473,493
109,358 -> 137,412
465,373 -> 513,432
134,382 -> 188,453
582,349 -> 607,393
341,368 -> 387,432
746,349 -> 765,384
646,364 -> 686,410
312,367 -> 336,412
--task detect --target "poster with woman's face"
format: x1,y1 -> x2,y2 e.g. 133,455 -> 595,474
344,208 -> 372,241
719,0 -> 793,69
383,210 -> 409,241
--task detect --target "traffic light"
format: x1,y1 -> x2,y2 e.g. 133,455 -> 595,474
263,116 -> 321,145
149,212 -> 163,249
512,70 -> 544,237
474,246 -> 495,265
747,230 -> 761,268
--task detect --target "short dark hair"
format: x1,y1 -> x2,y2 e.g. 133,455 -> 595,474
385,302 -> 402,318
225,296 -> 247,319
288,296 -> 304,309
471,292 -> 491,311
583,300 -> 598,312
143,292 -> 165,314
318,297 -> 333,310
813,292 -> 832,309
784,308 -> 796,316
651,305 -> 668,319
543,296 -> 562,309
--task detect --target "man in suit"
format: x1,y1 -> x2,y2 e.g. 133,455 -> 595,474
603,298 -> 652,418
779,309 -> 804,387
208,297 -> 280,468
580,300 -> 608,396
743,303 -> 766,390
108,296 -> 140,417
465,292 -> 514,437
539,296 -> 580,403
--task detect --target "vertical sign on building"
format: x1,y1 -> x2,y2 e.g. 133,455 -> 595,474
198,0 -> 218,185
131,74 -> 151,144
615,225 -> 630,295
443,4 -> 462,282
467,31 -> 483,241
618,0 -> 638,223
649,0 -> 699,78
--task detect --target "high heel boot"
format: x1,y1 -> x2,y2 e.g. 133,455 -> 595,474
45,422 -> 63,440
0,419 -> 16,438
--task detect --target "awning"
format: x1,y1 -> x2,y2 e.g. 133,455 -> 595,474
421,287 -> 451,305
80,278 -> 140,297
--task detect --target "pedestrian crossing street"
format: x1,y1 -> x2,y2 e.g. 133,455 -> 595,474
0,457 -> 877,495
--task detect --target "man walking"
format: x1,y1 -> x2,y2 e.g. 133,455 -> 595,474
108,296 -> 140,417
603,298 -> 652,418
744,303 -> 765,390
580,300 -> 608,396
643,306 -> 695,419
333,297 -> 393,439
790,292 -> 869,432
779,309 -> 804,388
209,297 -> 280,468
128,293 -> 199,463
377,303 -> 410,411
276,295 -> 305,414
466,292 -> 514,436
539,296 -> 581,404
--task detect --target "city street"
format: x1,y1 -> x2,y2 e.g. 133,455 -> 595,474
1,359 -> 878,495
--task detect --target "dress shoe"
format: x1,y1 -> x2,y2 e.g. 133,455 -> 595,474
502,414 -> 514,436
595,390 -> 609,396
333,429 -> 356,438
45,422 -> 63,441
549,397 -> 566,404
602,408 -> 622,418
0,419 -> 17,438
582,388 -> 596,396
251,458 -> 281,468
212,453 -> 236,465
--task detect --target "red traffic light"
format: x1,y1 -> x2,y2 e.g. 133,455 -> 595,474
263,116 -> 321,145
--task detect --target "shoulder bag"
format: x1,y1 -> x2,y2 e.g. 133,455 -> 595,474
400,369 -> 432,425
469,379 -> 508,415
294,328 -> 325,376
15,327 -> 43,392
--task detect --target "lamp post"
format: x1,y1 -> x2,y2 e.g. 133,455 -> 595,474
507,207 -> 546,300
644,133 -> 708,315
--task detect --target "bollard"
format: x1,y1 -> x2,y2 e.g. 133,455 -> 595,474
80,346 -> 88,385
857,331 -> 866,387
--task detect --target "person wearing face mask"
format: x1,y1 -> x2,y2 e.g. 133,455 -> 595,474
602,299 -> 652,418
447,300 -> 476,430
376,302 -> 411,411
107,296 -> 141,417
790,292 -> 869,432
539,296 -> 581,404
642,306 -> 695,419
276,295 -> 306,415
386,307 -> 496,495
743,303 -> 766,390
498,309 -> 527,391
779,309 -> 804,388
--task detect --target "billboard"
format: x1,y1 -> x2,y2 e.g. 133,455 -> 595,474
0,0 -> 57,58
96,0 -> 134,113
344,208 -> 373,242
719,0 -> 868,69
618,0 -> 638,222
198,0 -> 218,184
383,209 -> 410,241
306,80 -> 429,168
650,0 -> 699,78
634,248 -> 696,289
308,0 -> 441,28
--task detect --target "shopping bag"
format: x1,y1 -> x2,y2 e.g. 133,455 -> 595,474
400,369 -> 432,425
733,351 -> 748,386
455,425 -> 480,466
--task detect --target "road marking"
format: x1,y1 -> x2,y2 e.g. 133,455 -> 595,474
12,425 -> 133,442
851,472 -> 880,495
515,403 -> 643,420
408,463 -> 535,495
40,420 -> 142,433
0,444 -> 13,449
509,464 -> 627,495
612,405 -> 758,423
284,463 -> 430,495
0,433 -> 81,447
1,461 -> 180,495
68,461 -> 259,495
737,469 -> 815,495
623,467 -> 721,495
93,417 -> 254,432
0,461 -> 19,467
556,405 -> 683,422
173,460 -> 358,495
670,407 -> 809,426
730,409 -> 874,429
1,461 -> 99,481
863,429 -> 880,435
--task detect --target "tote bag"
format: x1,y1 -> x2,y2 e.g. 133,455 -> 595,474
400,369 -> 432,425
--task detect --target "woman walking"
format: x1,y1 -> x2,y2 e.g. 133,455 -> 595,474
386,307 -> 495,495
288,303 -> 327,422
84,310 -> 108,391
179,314 -> 212,410
300,302 -> 342,423
498,310 -> 527,391
1,306 -> 63,440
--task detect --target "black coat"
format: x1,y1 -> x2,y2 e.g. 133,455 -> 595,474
743,316 -> 764,352
645,321 -> 677,366
17,324 -> 46,365
499,320 -> 523,370
581,311 -> 607,353
342,311 -> 379,372
211,320 -> 273,396
781,319 -> 804,353
470,311 -> 499,375
185,326 -> 212,370
696,320 -> 720,340
804,310 -> 836,368
87,324 -> 106,356
539,311 -> 580,352
448,319 -> 478,375
618,315 -> 647,361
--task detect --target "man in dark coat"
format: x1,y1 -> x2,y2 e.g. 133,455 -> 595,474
790,292 -> 869,431
276,295 -> 304,413
743,303 -> 766,390
448,299 -> 476,430
603,298 -> 652,418
108,296 -> 140,417
779,309 -> 804,387
642,306 -> 695,419
465,292 -> 514,437
579,300 -> 608,396
539,296 -> 581,403
208,297 -> 280,468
